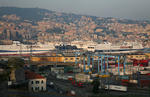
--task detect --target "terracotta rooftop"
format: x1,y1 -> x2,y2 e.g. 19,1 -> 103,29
25,70 -> 45,79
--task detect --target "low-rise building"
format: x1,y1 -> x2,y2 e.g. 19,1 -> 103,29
31,54 -> 80,63
127,54 -> 146,60
9,68 -> 25,82
75,73 -> 91,82
25,71 -> 46,92
0,68 -> 4,74
145,53 -> 150,59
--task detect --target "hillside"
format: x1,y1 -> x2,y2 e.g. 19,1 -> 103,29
0,7 -> 150,46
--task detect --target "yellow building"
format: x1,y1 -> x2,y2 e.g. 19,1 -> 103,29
31,56 -> 80,63
127,54 -> 149,60
144,53 -> 150,59
10,68 -> 16,82
63,56 -> 79,62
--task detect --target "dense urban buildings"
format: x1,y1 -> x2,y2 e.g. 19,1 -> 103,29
0,7 -> 150,97
0,7 -> 150,48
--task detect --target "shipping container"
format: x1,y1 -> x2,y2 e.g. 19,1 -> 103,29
140,80 -> 150,87
140,70 -> 150,75
119,75 -> 129,80
99,85 -> 127,92
75,73 -> 90,82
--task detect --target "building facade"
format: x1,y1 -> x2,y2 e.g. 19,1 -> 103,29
28,78 -> 46,92
25,71 -> 46,92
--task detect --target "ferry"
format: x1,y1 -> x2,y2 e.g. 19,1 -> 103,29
0,41 -> 55,56
71,40 -> 149,54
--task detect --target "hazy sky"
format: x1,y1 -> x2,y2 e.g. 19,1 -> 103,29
0,0 -> 150,20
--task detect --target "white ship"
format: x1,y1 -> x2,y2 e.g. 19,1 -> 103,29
71,40 -> 145,54
71,40 -> 97,52
95,41 -> 144,54
0,41 -> 55,56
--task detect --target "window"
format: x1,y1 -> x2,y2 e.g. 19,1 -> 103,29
36,81 -> 39,84
41,80 -> 44,84
35,87 -> 38,91
41,86 -> 43,91
31,81 -> 34,84
32,87 -> 34,91
35,87 -> 39,91
70,58 -> 73,60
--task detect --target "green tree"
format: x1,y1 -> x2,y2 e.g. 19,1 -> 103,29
8,57 -> 25,69
92,78 -> 100,93
0,71 -> 9,82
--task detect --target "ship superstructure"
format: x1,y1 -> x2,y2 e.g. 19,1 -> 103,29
0,41 -> 55,55
71,40 -> 145,54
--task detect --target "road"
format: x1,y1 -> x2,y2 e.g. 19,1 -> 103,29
47,72 -> 150,97
47,73 -> 92,97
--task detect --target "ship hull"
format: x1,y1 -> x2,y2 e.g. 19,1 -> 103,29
0,41 -> 55,56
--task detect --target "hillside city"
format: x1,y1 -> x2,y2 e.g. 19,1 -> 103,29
0,7 -> 150,97
0,7 -> 150,47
